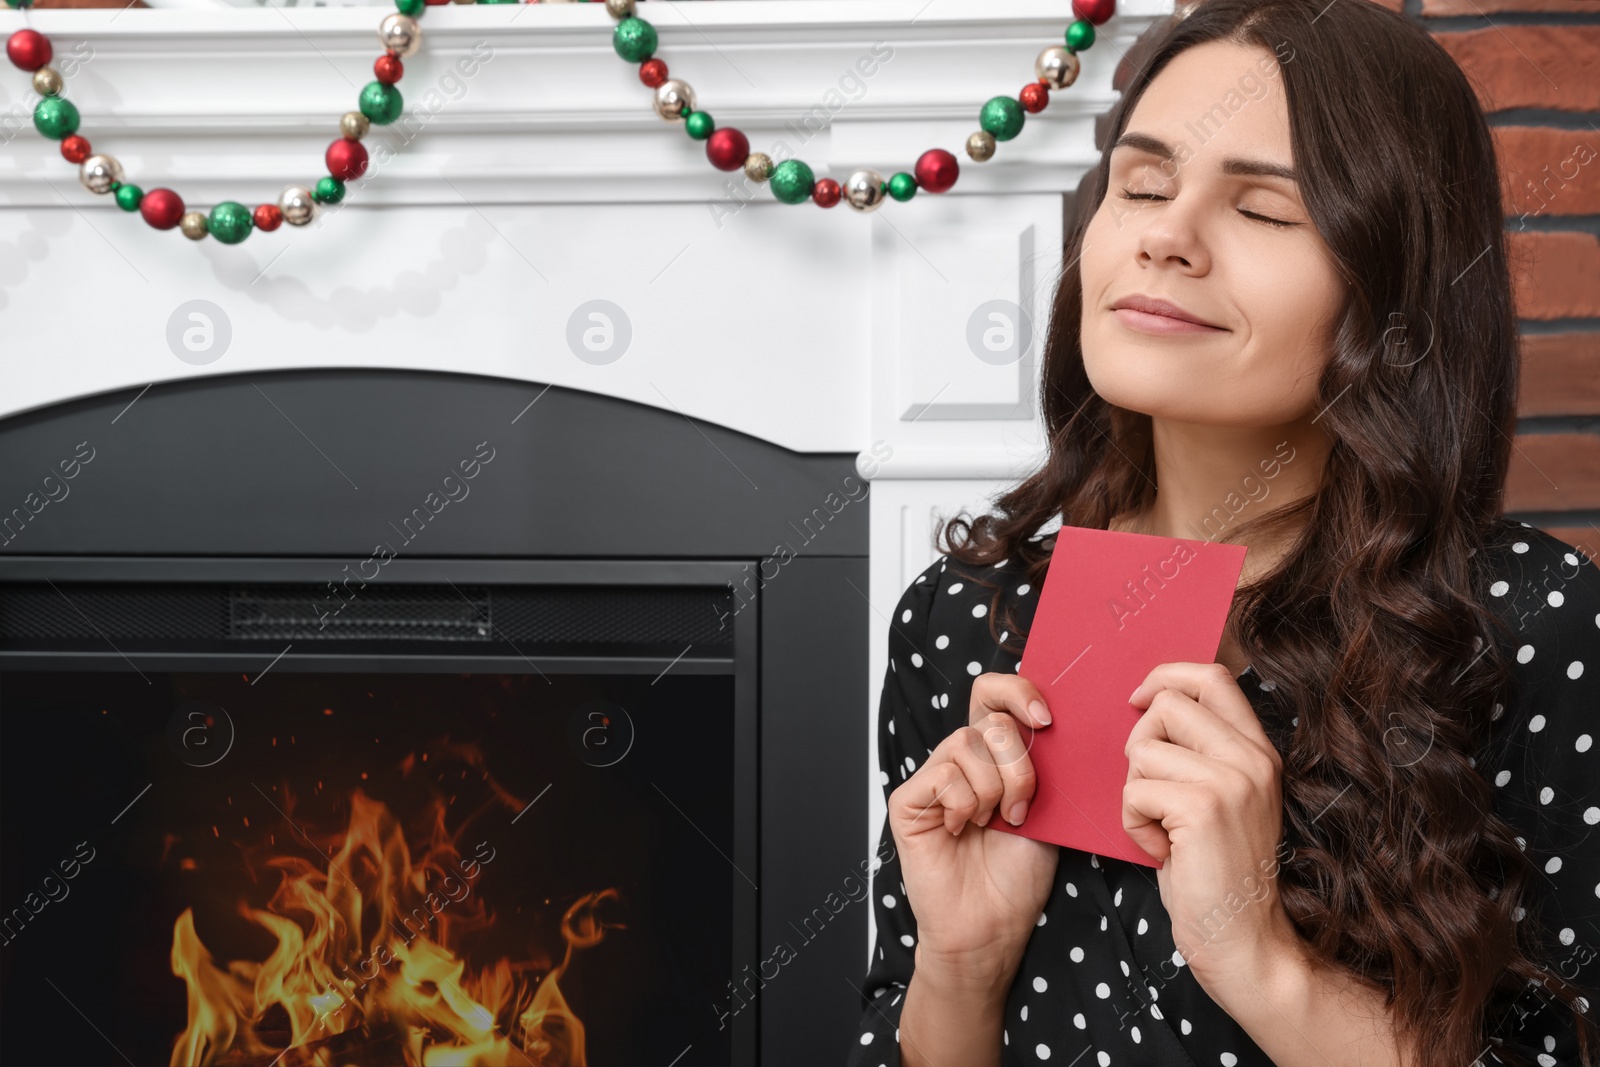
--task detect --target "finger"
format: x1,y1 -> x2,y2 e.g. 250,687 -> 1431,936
942,725 -> 1009,827
1125,688 -> 1264,771
1125,736 -> 1225,787
891,760 -> 978,837
1121,777 -> 1208,863
1128,661 -> 1272,752
971,711 -> 1040,825
970,671 -> 1053,729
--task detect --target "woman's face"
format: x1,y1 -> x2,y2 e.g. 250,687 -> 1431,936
1079,39 -> 1344,428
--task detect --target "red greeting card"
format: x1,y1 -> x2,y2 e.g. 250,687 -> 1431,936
986,524 -> 1248,867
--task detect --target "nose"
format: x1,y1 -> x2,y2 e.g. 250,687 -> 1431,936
1132,195 -> 1211,275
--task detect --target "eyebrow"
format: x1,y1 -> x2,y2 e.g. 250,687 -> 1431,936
1111,131 -> 1298,183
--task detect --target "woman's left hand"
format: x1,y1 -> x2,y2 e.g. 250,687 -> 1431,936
1122,661 -> 1300,984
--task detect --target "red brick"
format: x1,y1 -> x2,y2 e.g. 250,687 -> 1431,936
1509,231 -> 1600,320
1505,433 -> 1600,512
1521,333 -> 1600,416
1434,27 -> 1600,113
1495,127 -> 1600,221
1426,0 -> 1597,12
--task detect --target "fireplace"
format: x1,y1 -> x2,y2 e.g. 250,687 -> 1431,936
0,0 -> 1158,1057
0,367 -> 876,1066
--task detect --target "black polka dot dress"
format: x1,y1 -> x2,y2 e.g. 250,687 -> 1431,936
848,520 -> 1600,1066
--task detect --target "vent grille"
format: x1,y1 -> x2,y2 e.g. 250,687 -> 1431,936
0,582 -> 736,648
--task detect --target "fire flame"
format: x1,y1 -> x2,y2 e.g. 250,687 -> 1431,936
168,786 -> 620,1067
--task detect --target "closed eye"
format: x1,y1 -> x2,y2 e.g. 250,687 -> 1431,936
1116,189 -> 1297,229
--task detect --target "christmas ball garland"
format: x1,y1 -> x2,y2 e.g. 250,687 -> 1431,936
3,0 -> 1115,243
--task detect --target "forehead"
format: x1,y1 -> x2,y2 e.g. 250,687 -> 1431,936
1118,39 -> 1295,172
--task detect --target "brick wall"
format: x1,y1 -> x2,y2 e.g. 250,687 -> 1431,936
1098,0 -> 1599,559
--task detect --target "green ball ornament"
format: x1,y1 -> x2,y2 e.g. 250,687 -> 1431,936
4,0 -> 36,9
1066,19 -> 1096,52
395,0 -> 424,15
359,81 -> 404,126
769,159 -> 815,205
887,172 -> 918,202
314,176 -> 346,205
208,201 -> 254,244
979,95 -> 1025,142
684,111 -> 714,141
114,184 -> 143,212
613,17 -> 658,63
33,97 -> 80,141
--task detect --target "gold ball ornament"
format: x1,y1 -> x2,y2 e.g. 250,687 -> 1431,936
605,0 -> 636,17
966,130 -> 996,162
1035,46 -> 1081,90
179,211 -> 209,240
653,79 -> 696,123
279,185 -> 318,226
378,14 -> 422,59
340,111 -> 370,140
843,169 -> 887,213
743,152 -> 773,183
79,154 -> 122,195
32,67 -> 63,97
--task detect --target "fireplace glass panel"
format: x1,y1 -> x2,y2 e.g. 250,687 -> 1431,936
0,668 -> 735,1067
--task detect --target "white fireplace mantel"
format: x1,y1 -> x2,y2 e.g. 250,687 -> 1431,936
0,0 -> 1170,963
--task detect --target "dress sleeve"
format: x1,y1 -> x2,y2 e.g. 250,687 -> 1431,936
846,557 -> 955,1067
1482,531 -> 1600,1065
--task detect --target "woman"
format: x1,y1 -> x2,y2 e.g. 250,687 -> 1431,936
847,1 -> 1599,1065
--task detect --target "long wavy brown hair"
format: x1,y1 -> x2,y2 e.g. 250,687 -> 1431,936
935,1 -> 1597,1064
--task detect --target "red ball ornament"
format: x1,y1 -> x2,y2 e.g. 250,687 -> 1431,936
139,188 -> 185,231
326,137 -> 369,182
7,29 -> 53,73
1020,82 -> 1050,114
914,148 -> 960,194
639,58 -> 668,89
812,178 -> 841,208
705,127 -> 750,172
253,204 -> 284,232
375,52 -> 403,85
1071,0 -> 1115,25
60,135 -> 91,164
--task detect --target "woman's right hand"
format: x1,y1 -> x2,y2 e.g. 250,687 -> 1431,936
888,672 -> 1060,986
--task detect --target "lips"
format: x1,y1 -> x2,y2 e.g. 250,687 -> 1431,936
1109,294 -> 1225,330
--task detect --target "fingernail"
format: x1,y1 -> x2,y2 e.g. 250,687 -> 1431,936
1029,699 -> 1052,725
1128,687 -> 1141,705
1007,801 -> 1027,826
976,809 -> 992,827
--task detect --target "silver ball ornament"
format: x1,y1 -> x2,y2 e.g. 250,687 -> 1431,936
179,212 -> 209,240
843,169 -> 886,213
605,0 -> 635,16
1036,46 -> 1081,90
743,152 -> 773,183
279,185 -> 318,227
340,111 -> 370,141
79,154 -> 123,195
653,79 -> 696,123
32,67 -> 63,97
378,14 -> 421,59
